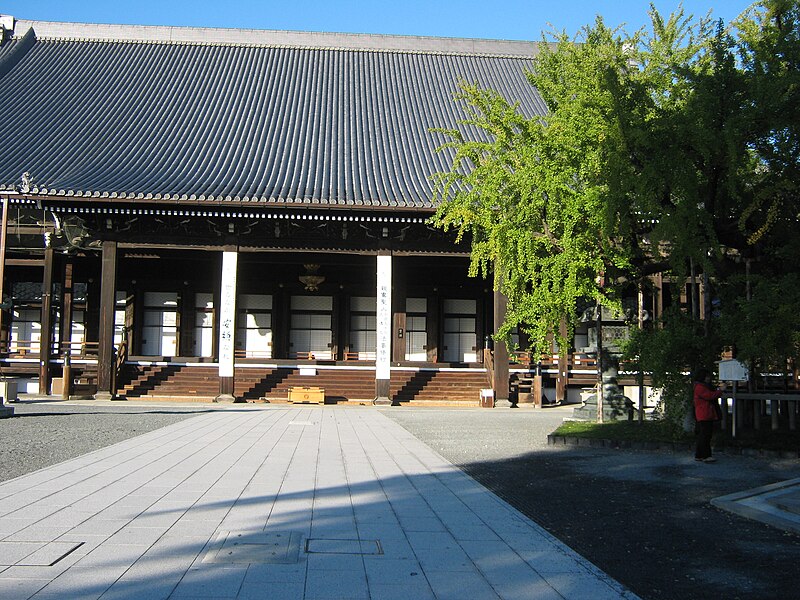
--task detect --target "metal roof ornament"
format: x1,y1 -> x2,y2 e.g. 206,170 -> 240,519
299,264 -> 325,292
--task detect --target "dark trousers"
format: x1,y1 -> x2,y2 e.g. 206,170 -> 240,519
695,420 -> 714,459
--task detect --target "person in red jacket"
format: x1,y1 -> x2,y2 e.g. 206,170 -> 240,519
693,368 -> 725,463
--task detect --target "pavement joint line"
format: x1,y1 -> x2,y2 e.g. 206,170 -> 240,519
0,406 -> 644,599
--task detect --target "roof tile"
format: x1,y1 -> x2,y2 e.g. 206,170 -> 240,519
0,22 -> 547,208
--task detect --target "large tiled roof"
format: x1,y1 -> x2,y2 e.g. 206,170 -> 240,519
0,19 -> 546,209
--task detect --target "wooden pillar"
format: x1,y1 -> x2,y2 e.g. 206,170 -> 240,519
556,319 -> 569,403
131,282 -> 143,356
95,241 -> 117,400
59,256 -> 74,355
0,197 -> 10,416
59,256 -> 75,398
374,253 -> 394,404
392,258 -> 407,363
475,292 -> 486,363
274,287 -> 290,359
654,273 -> 664,324
216,249 -> 238,402
596,304 -> 604,423
426,294 -> 439,363
85,275 -> 100,348
38,246 -> 55,395
178,282 -> 194,357
331,292 -> 341,360
492,286 -> 511,407
0,197 -> 8,355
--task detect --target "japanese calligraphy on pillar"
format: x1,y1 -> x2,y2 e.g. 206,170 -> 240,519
376,254 -> 392,381
219,251 -> 238,378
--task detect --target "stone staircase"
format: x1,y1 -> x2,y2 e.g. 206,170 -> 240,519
118,363 -> 489,404
117,364 -> 219,400
391,370 -> 489,403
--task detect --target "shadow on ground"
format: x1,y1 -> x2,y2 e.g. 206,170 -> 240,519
384,409 -> 800,600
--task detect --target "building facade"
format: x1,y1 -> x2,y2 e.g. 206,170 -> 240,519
1,16 -> 645,404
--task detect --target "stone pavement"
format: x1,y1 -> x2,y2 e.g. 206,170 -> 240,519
711,477 -> 800,535
0,406 -> 639,600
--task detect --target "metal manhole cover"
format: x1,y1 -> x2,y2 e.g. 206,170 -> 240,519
305,538 -> 383,555
202,531 -> 302,564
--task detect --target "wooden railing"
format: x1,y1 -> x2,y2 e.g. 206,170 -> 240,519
723,392 -> 799,435
59,340 -> 100,357
0,339 -> 100,358
234,349 -> 273,359
0,339 -> 40,356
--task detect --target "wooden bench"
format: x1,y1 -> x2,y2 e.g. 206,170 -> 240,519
289,386 -> 325,404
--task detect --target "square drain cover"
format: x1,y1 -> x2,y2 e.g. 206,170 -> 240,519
306,538 -> 382,555
202,531 -> 302,564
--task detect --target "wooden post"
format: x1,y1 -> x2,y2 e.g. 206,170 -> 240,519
177,282 -> 194,357
637,284 -> 645,425
426,294 -> 438,363
60,256 -> 74,357
689,257 -> 699,320
392,259 -> 407,363
533,372 -> 543,408
331,292 -> 341,360
596,304 -> 604,423
492,284 -> 511,407
39,246 -> 55,395
556,320 -> 568,403
720,390 -> 728,433
0,197 -> 8,354
60,256 -> 75,399
95,241 -> 118,400
754,398 -> 761,430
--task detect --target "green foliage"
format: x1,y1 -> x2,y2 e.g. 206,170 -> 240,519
717,268 -> 800,369
624,307 -> 722,436
553,419 -> 693,444
431,0 -> 800,405
432,19 -> 646,354
553,419 -> 800,452
735,0 -> 800,244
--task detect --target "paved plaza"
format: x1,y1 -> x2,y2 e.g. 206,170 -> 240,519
0,406 -> 637,600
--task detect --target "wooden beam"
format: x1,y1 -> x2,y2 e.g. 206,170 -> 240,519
5,258 -> 44,267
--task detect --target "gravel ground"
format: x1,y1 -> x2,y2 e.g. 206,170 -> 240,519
0,400 -> 206,482
382,406 -> 800,600
1,400 -> 797,600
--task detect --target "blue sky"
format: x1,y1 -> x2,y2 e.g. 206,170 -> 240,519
3,1 -> 756,40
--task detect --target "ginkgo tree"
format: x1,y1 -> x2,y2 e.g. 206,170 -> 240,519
431,0 -> 800,426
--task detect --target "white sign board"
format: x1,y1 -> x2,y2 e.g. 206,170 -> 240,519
376,255 -> 392,380
717,359 -> 749,382
218,251 -> 238,378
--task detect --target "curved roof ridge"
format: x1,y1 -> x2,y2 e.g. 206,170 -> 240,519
13,19 -> 540,58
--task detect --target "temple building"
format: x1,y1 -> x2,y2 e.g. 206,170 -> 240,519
0,16 -> 657,405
